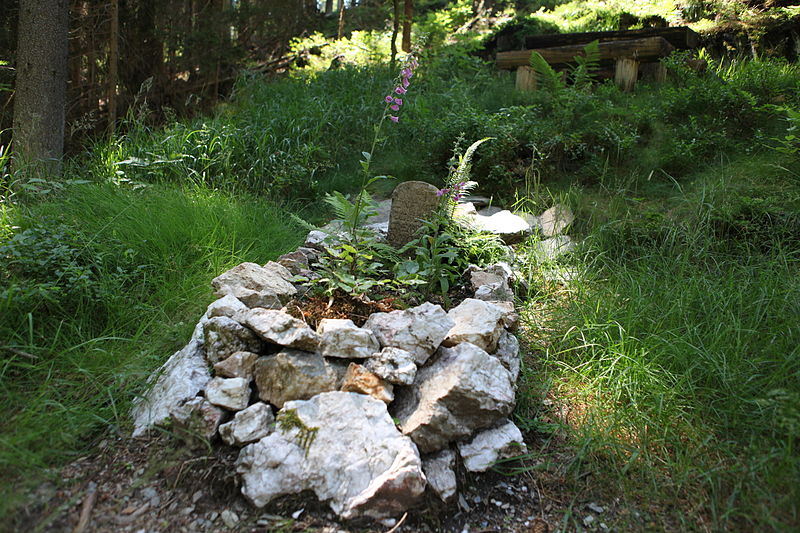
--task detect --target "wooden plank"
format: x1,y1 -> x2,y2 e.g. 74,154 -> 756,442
496,36 -> 675,70
522,26 -> 700,51
515,66 -> 537,91
615,58 -> 639,92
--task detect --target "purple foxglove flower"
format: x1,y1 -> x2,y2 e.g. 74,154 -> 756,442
436,188 -> 450,197
402,77 -> 410,88
395,86 -> 407,95
390,115 -> 400,123
391,104 -> 400,111
394,98 -> 403,105
385,95 -> 394,103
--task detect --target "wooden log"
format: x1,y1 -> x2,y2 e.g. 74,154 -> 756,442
515,66 -> 537,91
523,27 -> 700,51
496,36 -> 675,70
640,62 -> 667,82
615,58 -> 639,92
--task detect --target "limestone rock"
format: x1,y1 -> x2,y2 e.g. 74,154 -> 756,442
454,202 -> 477,218
236,392 -> 426,519
244,308 -> 318,352
490,300 -> 519,332
393,342 -> 515,453
277,250 -> 310,276
457,419 -> 527,472
533,235 -> 576,262
364,347 -> 417,385
212,262 -> 296,309
363,302 -> 454,365
304,230 -> 331,250
253,350 -> 338,408
477,206 -> 502,217
169,397 -> 225,445
317,318 -> 380,359
206,377 -> 251,411
540,204 -> 574,237
203,316 -> 264,364
387,181 -> 440,248
341,363 -> 394,404
131,339 -> 210,437
422,449 -> 457,502
444,298 -> 506,353
214,351 -> 259,379
494,331 -> 521,382
472,210 -> 532,244
206,294 -> 249,321
219,402 -> 275,446
468,262 -> 513,290
474,281 -> 513,302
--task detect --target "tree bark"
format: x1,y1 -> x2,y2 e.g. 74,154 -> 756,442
108,0 -> 119,136
12,0 -> 69,177
390,0 -> 399,64
401,0 -> 412,52
337,0 -> 346,40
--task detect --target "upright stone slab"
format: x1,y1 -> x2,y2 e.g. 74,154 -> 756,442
387,181 -> 440,248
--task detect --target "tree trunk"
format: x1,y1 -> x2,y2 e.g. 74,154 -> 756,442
337,0 -> 346,40
390,0 -> 399,64
401,0 -> 412,52
325,0 -> 333,15
12,0 -> 69,177
108,0 -> 119,136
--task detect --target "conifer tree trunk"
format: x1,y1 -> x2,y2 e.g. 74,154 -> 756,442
401,0 -> 412,52
108,0 -> 119,136
12,0 -> 69,177
390,0 -> 399,64
337,0 -> 346,39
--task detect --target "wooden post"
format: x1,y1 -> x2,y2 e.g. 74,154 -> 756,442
107,0 -> 119,136
640,62 -> 667,82
615,58 -> 639,92
515,66 -> 537,91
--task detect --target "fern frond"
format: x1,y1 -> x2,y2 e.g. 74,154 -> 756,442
452,137 -> 493,185
529,51 -> 564,92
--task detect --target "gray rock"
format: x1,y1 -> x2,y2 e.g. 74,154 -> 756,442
464,195 -> 490,208
363,221 -> 389,240
477,206 -> 502,217
341,363 -> 394,404
494,331 -> 521,382
444,298 -> 506,353
253,350 -> 339,408
317,318 -> 380,359
373,199 -> 393,224
206,294 -> 249,321
206,377 -> 251,411
236,392 -> 426,519
422,449 -> 457,502
457,419 -> 527,472
489,300 -> 519,332
169,397 -> 225,445
131,339 -> 210,437
532,235 -> 576,262
213,351 -> 259,379
539,204 -> 574,237
453,202 -> 477,218
219,402 -> 275,446
277,250 -> 310,276
364,347 -> 417,385
220,510 -> 239,528
363,302 -> 454,365
472,210 -> 532,244
204,316 -> 264,364
212,262 -> 297,309
244,308 -> 318,352
304,230 -> 331,250
516,212 -> 542,233
393,342 -> 515,453
474,282 -> 513,302
387,181 -> 440,248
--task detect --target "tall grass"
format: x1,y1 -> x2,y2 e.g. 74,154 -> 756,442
0,183 -> 304,515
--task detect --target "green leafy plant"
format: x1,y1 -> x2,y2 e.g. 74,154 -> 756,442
571,40 -> 600,90
395,217 -> 464,302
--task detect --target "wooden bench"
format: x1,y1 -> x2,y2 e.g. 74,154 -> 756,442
495,27 -> 700,92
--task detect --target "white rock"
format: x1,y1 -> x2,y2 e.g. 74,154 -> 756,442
220,509 -> 239,528
206,377 -> 251,411
304,230 -> 335,250
468,263 -> 513,290
212,262 -> 296,309
364,347 -> 417,385
393,342 -> 515,453
471,210 -> 532,244
203,316 -> 264,364
540,204 -> 574,237
422,449 -> 457,502
444,298 -> 506,353
490,300 -> 519,331
236,392 -> 426,519
244,308 -> 318,352
493,331 -> 521,382
206,294 -> 249,320
131,339 -> 210,437
474,282 -> 513,302
219,402 -> 275,446
253,349 -> 339,408
169,397 -> 225,444
363,302 -> 454,365
317,319 -> 380,359
532,235 -> 576,262
213,351 -> 259,379
457,419 -> 527,472
341,363 -> 394,404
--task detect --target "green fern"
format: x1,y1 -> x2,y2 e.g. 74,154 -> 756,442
572,40 -> 601,89
529,51 -> 565,93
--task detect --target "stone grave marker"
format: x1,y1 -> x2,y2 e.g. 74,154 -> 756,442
387,181 -> 440,248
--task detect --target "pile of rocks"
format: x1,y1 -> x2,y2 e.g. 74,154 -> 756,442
132,257 -> 526,521
131,185 -> 576,523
